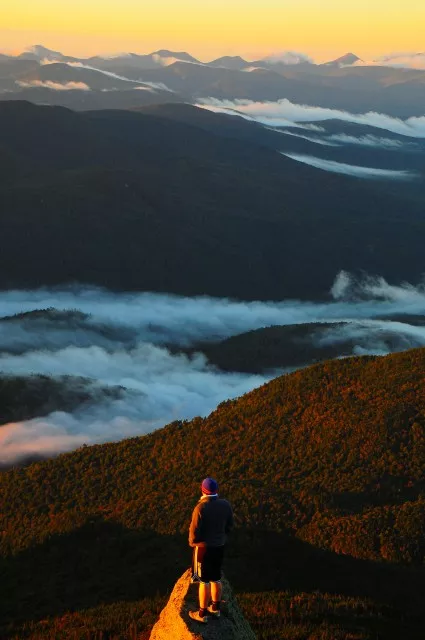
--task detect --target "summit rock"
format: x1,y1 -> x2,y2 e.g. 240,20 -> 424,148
149,569 -> 256,640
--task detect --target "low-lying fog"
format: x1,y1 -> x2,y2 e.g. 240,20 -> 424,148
1,271 -> 425,465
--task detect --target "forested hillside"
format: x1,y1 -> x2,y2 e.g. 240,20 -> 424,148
0,101 -> 424,300
0,373 -> 123,426
2,349 -> 425,638
197,322 -> 354,372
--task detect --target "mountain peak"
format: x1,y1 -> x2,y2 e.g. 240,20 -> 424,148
208,55 -> 249,70
26,44 -> 63,57
17,44 -> 77,63
323,52 -> 361,67
151,49 -> 199,63
261,51 -> 314,65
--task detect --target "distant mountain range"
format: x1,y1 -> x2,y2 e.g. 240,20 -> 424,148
0,45 -> 424,300
11,44 -> 360,68
1,45 -> 425,116
11,44 -> 425,70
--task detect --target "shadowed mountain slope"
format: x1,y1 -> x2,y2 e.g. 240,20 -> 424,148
0,374 -> 124,427
195,317 -> 425,373
0,101 -> 424,300
196,322 -> 353,372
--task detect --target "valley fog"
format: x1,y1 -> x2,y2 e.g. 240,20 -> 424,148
1,271 -> 425,465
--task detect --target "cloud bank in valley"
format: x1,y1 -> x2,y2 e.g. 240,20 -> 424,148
65,62 -> 174,92
282,152 -> 417,180
277,129 -> 337,147
326,134 -> 419,150
315,319 -> 425,356
65,62 -> 141,82
199,98 -> 425,138
354,53 -> 425,70
0,344 -> 267,464
278,130 -> 418,150
263,51 -> 313,65
2,275 -> 425,464
16,80 -> 90,91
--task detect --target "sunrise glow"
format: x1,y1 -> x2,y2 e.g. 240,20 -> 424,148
1,0 -> 424,61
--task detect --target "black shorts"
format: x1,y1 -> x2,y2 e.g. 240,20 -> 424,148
192,545 -> 224,583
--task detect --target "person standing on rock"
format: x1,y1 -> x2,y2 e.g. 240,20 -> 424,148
188,477 -> 234,624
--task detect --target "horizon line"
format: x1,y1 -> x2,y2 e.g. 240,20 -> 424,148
2,44 -> 425,67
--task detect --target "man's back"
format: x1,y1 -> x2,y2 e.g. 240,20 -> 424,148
189,496 -> 233,547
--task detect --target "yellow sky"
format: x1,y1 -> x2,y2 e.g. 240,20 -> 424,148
1,0 -> 424,62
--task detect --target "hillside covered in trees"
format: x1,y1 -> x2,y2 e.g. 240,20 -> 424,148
2,348 -> 425,638
1,100 -> 424,301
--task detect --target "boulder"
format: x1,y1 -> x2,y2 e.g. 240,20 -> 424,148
149,569 -> 256,640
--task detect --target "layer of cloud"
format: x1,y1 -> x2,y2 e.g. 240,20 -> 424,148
282,152 -> 417,180
276,129 -> 338,146
316,319 -> 425,353
326,133 -> 418,149
2,278 -> 425,464
66,62 -> 174,92
274,130 -> 414,150
243,66 -> 267,73
262,51 -> 313,65
0,339 -> 267,464
0,343 -> 267,464
305,317 -> 425,370
66,61 -> 139,82
197,103 -> 323,131
151,53 -> 204,67
199,98 -> 425,138
354,53 -> 425,70
16,80 -> 90,91
331,270 -> 425,303
3,283 -> 425,347
136,80 -> 174,92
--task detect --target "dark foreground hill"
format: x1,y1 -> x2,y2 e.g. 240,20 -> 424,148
2,348 -> 425,638
192,322 -> 353,372
195,318 -> 425,373
0,100 -> 424,300
0,373 -> 123,427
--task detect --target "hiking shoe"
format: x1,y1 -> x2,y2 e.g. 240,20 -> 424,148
189,610 -> 209,623
207,605 -> 221,617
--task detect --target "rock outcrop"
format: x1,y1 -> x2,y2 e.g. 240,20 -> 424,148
149,569 -> 256,640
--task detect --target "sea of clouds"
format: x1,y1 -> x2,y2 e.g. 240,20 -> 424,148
199,98 -> 425,179
282,153 -> 417,180
1,273 -> 425,465
198,98 -> 425,139
16,80 -> 91,91
354,53 -> 425,70
34,60 -> 174,93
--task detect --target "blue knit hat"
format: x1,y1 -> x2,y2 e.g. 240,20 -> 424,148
201,477 -> 218,495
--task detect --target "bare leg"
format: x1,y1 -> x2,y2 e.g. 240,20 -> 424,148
199,582 -> 211,609
211,581 -> 222,605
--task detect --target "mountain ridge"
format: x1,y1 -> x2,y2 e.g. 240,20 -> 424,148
4,44 -> 422,71
0,100 -> 424,300
2,45 -> 425,115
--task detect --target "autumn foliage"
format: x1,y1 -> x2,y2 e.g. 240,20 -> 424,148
2,348 -> 425,638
